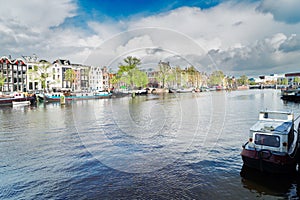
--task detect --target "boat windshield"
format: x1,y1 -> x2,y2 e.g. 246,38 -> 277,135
254,133 -> 280,147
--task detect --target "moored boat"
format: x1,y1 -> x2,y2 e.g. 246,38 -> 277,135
281,88 -> 300,102
241,110 -> 300,173
176,88 -> 194,93
0,93 -> 36,106
44,91 -> 111,102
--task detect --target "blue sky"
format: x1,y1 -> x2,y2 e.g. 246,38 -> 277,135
63,0 -> 224,32
77,0 -> 221,19
1,0 -> 300,76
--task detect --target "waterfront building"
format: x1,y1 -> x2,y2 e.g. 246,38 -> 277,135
0,56 -> 27,92
51,60 -> 94,92
285,72 -> 300,86
259,74 -> 284,85
71,64 -> 90,91
89,66 -> 103,91
51,59 -> 76,91
79,66 -> 90,91
101,66 -> 110,91
23,55 -> 53,92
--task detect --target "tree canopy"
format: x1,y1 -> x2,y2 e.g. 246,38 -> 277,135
115,56 -> 148,89
28,61 -> 51,91
155,61 -> 175,88
209,70 -> 225,86
64,68 -> 77,90
0,73 -> 6,91
237,75 -> 249,86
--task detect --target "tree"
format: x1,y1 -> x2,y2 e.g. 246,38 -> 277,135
186,66 -> 197,87
0,73 -> 6,91
209,70 -> 225,86
294,77 -> 300,86
237,75 -> 249,86
28,61 -> 51,92
118,56 -> 141,88
280,78 -> 288,85
156,61 -> 175,88
64,69 -> 77,91
131,68 -> 149,88
173,66 -> 182,88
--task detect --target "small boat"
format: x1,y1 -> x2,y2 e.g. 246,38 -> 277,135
168,88 -> 177,93
12,101 -> 31,106
241,110 -> 300,173
176,88 -> 194,93
129,89 -> 148,96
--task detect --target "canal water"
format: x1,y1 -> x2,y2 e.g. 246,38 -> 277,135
1,89 -> 300,199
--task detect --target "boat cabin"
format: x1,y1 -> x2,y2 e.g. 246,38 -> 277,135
247,111 -> 295,154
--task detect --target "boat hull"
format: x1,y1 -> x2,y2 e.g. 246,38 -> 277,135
241,148 -> 298,174
0,96 -> 36,106
281,95 -> 300,102
12,101 -> 31,106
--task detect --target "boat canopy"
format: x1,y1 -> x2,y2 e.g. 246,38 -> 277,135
250,111 -> 294,135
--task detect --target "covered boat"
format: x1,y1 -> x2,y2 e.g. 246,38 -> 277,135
44,91 -> 111,102
241,110 -> 300,173
281,88 -> 300,102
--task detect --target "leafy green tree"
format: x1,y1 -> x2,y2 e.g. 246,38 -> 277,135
28,61 -> 51,92
174,66 -> 182,88
294,77 -> 300,86
209,70 -> 225,86
64,69 -> 77,91
237,75 -> 249,86
186,66 -> 197,87
0,73 -> 6,91
110,75 -> 119,87
118,56 -> 141,88
156,61 -> 175,88
132,69 -> 149,88
280,78 -> 288,85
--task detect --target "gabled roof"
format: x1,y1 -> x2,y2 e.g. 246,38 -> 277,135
53,59 -> 71,65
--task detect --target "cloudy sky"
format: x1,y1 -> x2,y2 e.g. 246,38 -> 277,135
1,0 -> 300,76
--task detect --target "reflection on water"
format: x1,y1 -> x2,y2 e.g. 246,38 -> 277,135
240,165 -> 298,198
1,89 -> 300,199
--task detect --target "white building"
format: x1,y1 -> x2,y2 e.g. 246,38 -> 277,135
23,55 -> 53,92
89,66 -> 103,91
51,59 -> 72,91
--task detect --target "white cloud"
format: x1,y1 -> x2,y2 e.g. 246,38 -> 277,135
0,0 -> 77,30
2,0 -> 300,76
119,1 -> 300,75
0,0 -> 100,63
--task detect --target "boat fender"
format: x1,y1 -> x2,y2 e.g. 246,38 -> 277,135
258,149 -> 272,160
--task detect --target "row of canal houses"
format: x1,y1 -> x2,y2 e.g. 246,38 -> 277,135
1,54 -> 300,93
0,55 -> 111,93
